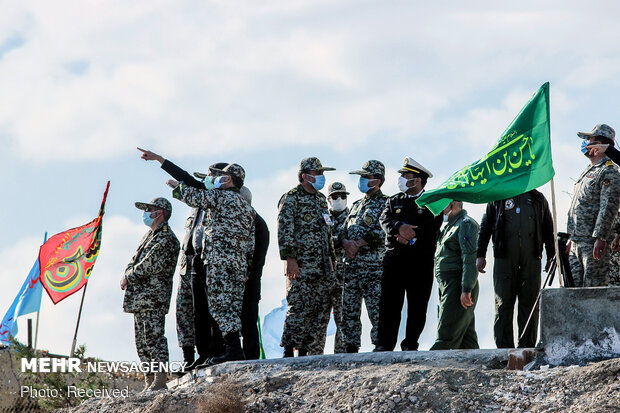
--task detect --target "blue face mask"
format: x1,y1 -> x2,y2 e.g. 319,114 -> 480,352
142,211 -> 155,227
202,176 -> 215,190
581,140 -> 589,156
310,174 -> 325,190
358,177 -> 374,193
213,176 -> 226,189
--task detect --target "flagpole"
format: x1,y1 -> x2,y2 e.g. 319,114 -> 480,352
34,232 -> 47,355
550,177 -> 564,287
70,283 -> 88,357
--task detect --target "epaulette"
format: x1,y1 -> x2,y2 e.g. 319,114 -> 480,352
605,160 -> 614,167
288,187 -> 299,195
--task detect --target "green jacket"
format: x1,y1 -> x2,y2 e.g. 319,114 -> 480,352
434,209 -> 479,293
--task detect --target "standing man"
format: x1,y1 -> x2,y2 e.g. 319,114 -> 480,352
239,187 -> 270,360
341,161 -> 388,353
309,182 -> 349,355
172,163 -> 255,365
568,124 -> 620,287
278,157 -> 336,357
138,148 -> 225,369
430,201 -> 480,350
121,197 -> 180,391
477,190 -> 555,348
375,157 -> 442,352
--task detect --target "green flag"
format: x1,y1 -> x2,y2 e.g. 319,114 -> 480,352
416,82 -> 554,215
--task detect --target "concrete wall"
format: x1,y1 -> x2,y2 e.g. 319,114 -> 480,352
539,287 -> 620,366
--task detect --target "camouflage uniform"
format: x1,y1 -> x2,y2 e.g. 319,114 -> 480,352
567,155 -> 620,287
341,161 -> 388,350
174,165 -> 255,335
309,182 -> 349,355
123,198 -> 180,365
175,264 -> 195,348
279,157 -> 336,353
430,209 -> 480,350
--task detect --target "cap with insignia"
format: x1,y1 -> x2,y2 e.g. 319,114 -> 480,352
577,124 -> 615,142
328,182 -> 350,196
210,163 -> 246,186
135,197 -> 172,212
397,156 -> 433,178
299,157 -> 335,172
349,160 -> 385,177
193,162 -> 228,180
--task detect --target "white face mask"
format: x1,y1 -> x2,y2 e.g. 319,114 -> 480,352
331,198 -> 347,212
443,207 -> 452,222
398,176 -> 412,193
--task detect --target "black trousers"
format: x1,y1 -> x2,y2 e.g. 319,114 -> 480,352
377,251 -> 434,351
189,254 -> 223,357
241,278 -> 261,359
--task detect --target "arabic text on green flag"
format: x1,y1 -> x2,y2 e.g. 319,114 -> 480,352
416,82 -> 554,215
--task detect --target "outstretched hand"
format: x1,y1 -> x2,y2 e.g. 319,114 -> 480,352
137,147 -> 164,164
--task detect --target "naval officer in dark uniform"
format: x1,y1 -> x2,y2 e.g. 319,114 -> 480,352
374,157 -> 443,352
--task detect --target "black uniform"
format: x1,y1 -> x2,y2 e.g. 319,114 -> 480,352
241,213 -> 269,359
161,160 -> 224,358
376,191 -> 443,351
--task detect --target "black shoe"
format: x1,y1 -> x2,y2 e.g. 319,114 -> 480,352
345,345 -> 359,353
283,346 -> 294,358
373,345 -> 390,352
186,355 -> 208,371
401,346 -> 418,351
182,346 -> 195,365
206,332 -> 245,366
297,348 -> 308,357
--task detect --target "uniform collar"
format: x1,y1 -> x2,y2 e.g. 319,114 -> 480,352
407,188 -> 424,198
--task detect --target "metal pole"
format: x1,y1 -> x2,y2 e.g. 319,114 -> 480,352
27,319 -> 33,349
70,283 -> 88,357
34,232 -> 47,355
549,177 -> 564,287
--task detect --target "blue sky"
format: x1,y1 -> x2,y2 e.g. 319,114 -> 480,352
2,1 -> 620,361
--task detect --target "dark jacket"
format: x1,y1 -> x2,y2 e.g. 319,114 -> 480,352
246,213 -> 269,301
380,191 -> 443,256
477,190 -> 555,260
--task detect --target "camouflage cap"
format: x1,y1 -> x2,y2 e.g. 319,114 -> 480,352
211,163 -> 246,185
577,124 -> 615,141
193,162 -> 229,179
299,157 -> 335,172
349,160 -> 385,177
397,156 -> 433,178
327,181 -> 350,196
135,197 -> 172,212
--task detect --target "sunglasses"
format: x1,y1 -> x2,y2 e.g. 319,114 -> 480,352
330,194 -> 347,200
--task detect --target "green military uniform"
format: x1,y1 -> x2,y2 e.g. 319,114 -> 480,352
123,198 -> 180,365
279,157 -> 336,354
430,209 -> 479,350
309,182 -> 349,355
175,265 -> 195,349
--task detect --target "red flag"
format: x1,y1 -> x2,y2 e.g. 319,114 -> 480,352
39,182 -> 110,304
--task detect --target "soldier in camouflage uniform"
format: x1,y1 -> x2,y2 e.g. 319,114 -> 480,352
172,163 -> 255,365
278,157 -> 336,357
340,161 -> 388,353
121,197 -> 180,391
568,124 -> 620,287
309,182 -> 349,355
430,201 -> 480,350
138,148 -> 227,369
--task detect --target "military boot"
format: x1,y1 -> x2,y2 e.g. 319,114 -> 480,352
142,374 -> 154,392
283,345 -> 294,358
182,346 -> 195,365
149,372 -> 168,391
186,355 -> 209,371
297,348 -> 308,357
206,332 -> 245,366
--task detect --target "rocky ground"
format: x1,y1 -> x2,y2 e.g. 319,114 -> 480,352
58,351 -> 620,413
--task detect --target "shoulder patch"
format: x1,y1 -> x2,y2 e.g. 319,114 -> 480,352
606,160 -> 614,167
603,179 -> 611,186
